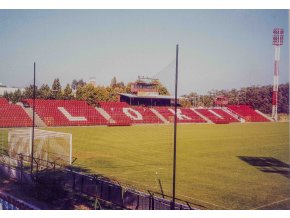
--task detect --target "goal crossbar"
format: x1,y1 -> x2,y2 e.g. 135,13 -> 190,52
8,128 -> 72,165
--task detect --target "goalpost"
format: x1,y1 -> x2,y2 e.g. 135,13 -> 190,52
7,128 -> 72,165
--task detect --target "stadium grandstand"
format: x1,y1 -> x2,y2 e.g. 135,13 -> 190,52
0,97 -> 32,127
0,10 -> 288,211
0,78 -> 272,128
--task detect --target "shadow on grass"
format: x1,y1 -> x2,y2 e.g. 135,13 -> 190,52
28,165 -> 114,209
238,156 -> 290,179
0,165 -> 112,209
1,155 -> 196,210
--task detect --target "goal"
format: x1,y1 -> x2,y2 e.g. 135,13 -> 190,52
7,128 -> 72,165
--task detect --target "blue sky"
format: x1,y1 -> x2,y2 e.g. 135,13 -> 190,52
0,10 -> 288,95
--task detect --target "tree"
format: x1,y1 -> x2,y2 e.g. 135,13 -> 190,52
51,78 -> 62,99
182,92 -> 200,107
3,91 -> 14,102
71,79 -> 78,90
118,81 -> 125,87
63,84 -> 74,100
76,86 -> 83,100
23,85 -> 39,99
106,84 -> 126,102
186,83 -> 288,114
179,98 -> 192,107
154,81 -> 170,95
278,83 -> 289,114
76,84 -> 103,106
203,95 -> 213,107
110,77 -> 117,87
39,84 -> 51,99
71,79 -> 86,90
78,79 -> 86,88
11,89 -> 22,103
125,82 -> 133,94
95,86 -> 110,102
2,91 -> 11,101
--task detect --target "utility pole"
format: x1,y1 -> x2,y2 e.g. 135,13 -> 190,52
171,44 -> 178,210
31,62 -> 36,174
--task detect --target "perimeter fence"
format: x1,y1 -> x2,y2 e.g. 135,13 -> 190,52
0,151 -> 198,210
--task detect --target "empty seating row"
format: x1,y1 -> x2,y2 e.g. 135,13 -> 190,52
0,98 -> 271,127
210,109 -> 240,123
153,107 -> 206,123
100,102 -> 163,124
195,108 -> 239,124
0,104 -> 32,127
0,98 -> 9,106
227,105 -> 269,122
23,99 -> 107,126
131,106 -> 162,124
103,106 -> 132,125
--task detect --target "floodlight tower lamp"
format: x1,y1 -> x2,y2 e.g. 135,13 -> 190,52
271,28 -> 284,121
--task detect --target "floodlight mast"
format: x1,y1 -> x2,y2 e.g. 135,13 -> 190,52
272,28 -> 284,121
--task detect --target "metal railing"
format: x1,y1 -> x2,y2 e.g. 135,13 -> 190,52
0,152 -> 199,210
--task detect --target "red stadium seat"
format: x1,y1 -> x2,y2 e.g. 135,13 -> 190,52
0,98 -> 9,105
99,102 -> 163,125
0,98 -> 32,127
22,99 -> 107,126
2,97 -> 270,127
153,107 -> 206,123
195,108 -> 239,124
226,105 -> 269,122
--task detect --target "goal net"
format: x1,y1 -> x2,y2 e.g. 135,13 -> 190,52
7,128 -> 72,165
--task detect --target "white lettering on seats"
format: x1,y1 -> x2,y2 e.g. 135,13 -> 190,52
168,108 -> 191,120
208,109 -> 223,119
58,107 -> 87,121
123,108 -> 143,120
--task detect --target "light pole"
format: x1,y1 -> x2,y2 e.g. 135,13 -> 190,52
31,62 -> 36,174
171,44 -> 178,210
271,28 -> 284,121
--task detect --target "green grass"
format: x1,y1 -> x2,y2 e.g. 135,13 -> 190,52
17,123 -> 290,209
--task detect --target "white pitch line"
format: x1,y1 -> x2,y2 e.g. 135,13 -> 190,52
103,171 -> 159,190
117,168 -> 157,175
251,197 -> 290,210
175,193 -> 229,209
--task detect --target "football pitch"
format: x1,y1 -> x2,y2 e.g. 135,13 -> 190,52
46,122 -> 289,209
